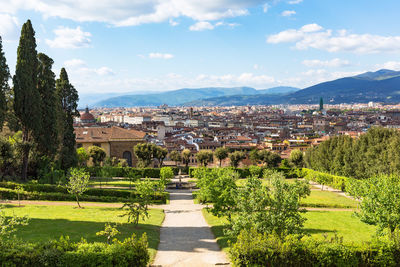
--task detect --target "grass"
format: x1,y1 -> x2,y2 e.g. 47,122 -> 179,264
202,208 -> 376,252
2,204 -> 165,260
89,178 -> 160,189
301,190 -> 358,208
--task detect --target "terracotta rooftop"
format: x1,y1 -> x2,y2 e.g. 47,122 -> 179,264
75,126 -> 146,143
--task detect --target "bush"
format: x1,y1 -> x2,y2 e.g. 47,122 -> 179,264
303,168 -> 349,191
0,234 -> 150,267
229,228 -> 400,267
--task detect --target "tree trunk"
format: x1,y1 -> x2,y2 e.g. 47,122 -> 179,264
219,160 -> 222,167
76,195 -> 81,208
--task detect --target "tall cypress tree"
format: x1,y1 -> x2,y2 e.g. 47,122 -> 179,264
37,53 -> 59,158
0,36 -> 10,130
13,20 -> 42,180
56,68 -> 79,170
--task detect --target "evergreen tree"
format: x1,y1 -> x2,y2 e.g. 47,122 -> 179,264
0,36 -> 10,129
37,53 -> 59,158
13,20 -> 42,180
56,68 -> 79,170
319,97 -> 324,111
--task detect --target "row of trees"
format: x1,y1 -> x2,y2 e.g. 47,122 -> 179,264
0,20 -> 79,180
305,127 -> 400,179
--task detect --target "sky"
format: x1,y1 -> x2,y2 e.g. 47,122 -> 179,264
1,0 -> 400,96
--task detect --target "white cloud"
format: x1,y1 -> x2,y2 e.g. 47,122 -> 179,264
64,59 -> 86,68
0,0 -> 262,27
0,13 -> 19,39
189,21 -> 214,31
281,10 -> 296,17
288,0 -> 303,4
302,58 -> 351,68
267,24 -> 400,54
148,53 -> 174,59
263,3 -> 270,13
169,19 -> 179,26
189,21 -> 239,31
299,69 -> 365,85
46,26 -> 91,49
376,61 -> 400,71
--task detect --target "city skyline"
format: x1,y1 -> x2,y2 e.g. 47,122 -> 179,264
1,0 -> 400,95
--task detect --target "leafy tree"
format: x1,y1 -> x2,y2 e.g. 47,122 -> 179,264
0,137 -> 14,178
230,172 -> 310,237
249,149 -> 261,164
289,149 -> 304,168
181,149 -> 191,168
160,167 -> 174,184
169,150 -> 181,166
88,146 -> 106,166
215,147 -> 229,167
229,151 -> 246,168
0,36 -> 10,130
196,150 -> 214,167
353,175 -> 400,235
67,168 -> 90,208
36,53 -> 59,159
154,146 -> 168,168
96,223 -> 120,244
120,179 -> 153,226
13,20 -> 42,180
56,68 -> 79,170
134,143 -> 155,167
76,147 -> 90,167
249,165 -> 262,177
259,150 -> 281,168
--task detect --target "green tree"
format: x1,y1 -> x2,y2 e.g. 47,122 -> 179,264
76,147 -> 89,167
0,36 -> 10,129
67,168 -> 90,208
196,150 -> 214,167
169,150 -> 181,166
319,97 -> 324,111
120,179 -> 153,226
353,175 -> 400,235
249,149 -> 261,165
36,53 -> 59,158
229,151 -> 246,168
181,149 -> 191,168
134,143 -> 155,167
154,146 -> 168,168
13,20 -> 42,180
88,146 -> 106,166
0,137 -> 14,178
259,150 -> 281,168
214,147 -> 229,167
56,68 -> 79,170
289,149 -> 304,168
96,223 -> 120,244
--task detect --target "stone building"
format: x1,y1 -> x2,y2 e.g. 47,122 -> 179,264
75,126 -> 147,166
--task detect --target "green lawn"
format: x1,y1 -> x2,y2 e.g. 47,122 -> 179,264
203,208 -> 376,252
2,204 -> 164,260
301,190 -> 358,208
89,178 -> 160,189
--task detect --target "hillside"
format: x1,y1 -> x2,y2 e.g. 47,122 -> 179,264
93,86 -> 298,107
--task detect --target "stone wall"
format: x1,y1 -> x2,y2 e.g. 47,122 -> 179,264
110,140 -> 144,167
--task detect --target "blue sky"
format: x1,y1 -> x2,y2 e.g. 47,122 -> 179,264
1,0 -> 400,96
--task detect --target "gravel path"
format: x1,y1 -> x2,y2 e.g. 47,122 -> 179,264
153,189 -> 229,267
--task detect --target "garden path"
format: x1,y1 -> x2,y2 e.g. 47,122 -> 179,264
153,189 -> 229,267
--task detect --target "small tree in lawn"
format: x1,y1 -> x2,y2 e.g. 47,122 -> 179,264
196,150 -> 214,167
0,206 -> 29,240
96,223 -> 120,244
154,146 -> 168,168
120,179 -> 153,227
229,151 -> 246,168
15,185 -> 24,207
215,147 -> 229,167
169,150 -> 181,166
160,167 -> 174,189
67,168 -> 90,208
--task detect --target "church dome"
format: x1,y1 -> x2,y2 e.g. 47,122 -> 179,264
81,107 -> 95,123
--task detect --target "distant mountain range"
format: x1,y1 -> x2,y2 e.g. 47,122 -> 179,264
93,86 -> 299,107
90,69 -> 400,107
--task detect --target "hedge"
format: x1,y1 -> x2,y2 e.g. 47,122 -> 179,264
0,234 -> 149,267
302,168 -> 349,191
188,167 -> 306,179
0,182 -> 168,204
85,167 -> 181,179
230,228 -> 400,267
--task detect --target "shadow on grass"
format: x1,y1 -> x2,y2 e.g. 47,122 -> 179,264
304,228 -> 336,235
209,225 -> 235,251
12,218 -> 160,252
